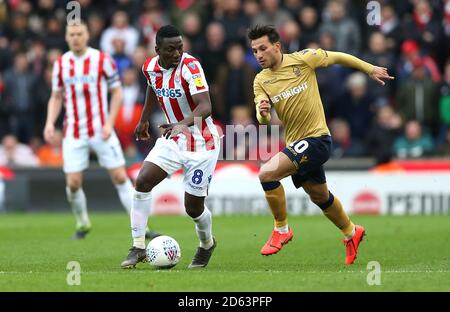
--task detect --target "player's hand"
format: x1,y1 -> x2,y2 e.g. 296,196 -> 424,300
101,123 -> 113,141
159,122 -> 189,139
259,100 -> 271,117
370,66 -> 395,86
43,123 -> 55,143
134,120 -> 150,141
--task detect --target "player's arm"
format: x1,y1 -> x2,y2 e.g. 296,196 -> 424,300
103,85 -> 123,140
102,53 -> 122,140
159,91 -> 212,139
134,85 -> 157,141
254,79 -> 271,124
325,51 -> 394,86
44,90 -> 63,142
44,59 -> 64,143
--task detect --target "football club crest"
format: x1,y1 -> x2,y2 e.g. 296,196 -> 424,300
292,65 -> 301,77
188,62 -> 196,70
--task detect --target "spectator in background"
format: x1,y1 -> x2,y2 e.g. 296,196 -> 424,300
335,72 -> 375,140
6,12 -> 36,50
436,126 -> 450,156
319,0 -> 361,55
28,40 -> 46,77
403,0 -> 442,55
243,0 -> 261,21
378,4 -> 402,53
362,32 -> 396,102
0,73 -> 8,138
297,6 -> 319,47
365,106 -> 403,164
280,20 -> 302,53
3,52 -> 37,143
43,17 -> 66,51
252,0 -> 293,30
112,37 -> 133,78
36,128 -> 63,167
115,68 -> 142,150
199,22 -> 226,83
396,57 -> 440,135
181,12 -> 204,57
219,0 -> 249,42
439,58 -> 450,126
0,36 -> 12,72
393,120 -> 434,159
329,118 -> 365,158
87,12 -> 106,50
139,0 -> 169,53
397,39 -> 442,83
0,134 -> 39,167
100,11 -> 139,56
33,65 -> 58,140
214,42 -> 256,122
230,106 -> 258,160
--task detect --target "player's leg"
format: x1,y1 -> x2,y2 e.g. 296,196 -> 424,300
62,137 -> 90,239
65,171 -> 91,239
107,166 -> 134,214
258,151 -> 297,255
121,138 -> 182,268
184,193 -> 216,268
302,180 -> 366,264
121,161 -> 168,268
182,143 -> 220,268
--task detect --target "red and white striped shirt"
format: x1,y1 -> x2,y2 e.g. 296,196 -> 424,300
52,47 -> 121,139
142,53 -> 219,152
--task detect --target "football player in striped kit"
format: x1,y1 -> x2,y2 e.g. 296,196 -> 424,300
121,25 -> 221,269
44,21 -> 159,240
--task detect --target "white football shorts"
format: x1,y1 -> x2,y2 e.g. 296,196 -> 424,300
145,137 -> 220,197
62,132 -> 125,173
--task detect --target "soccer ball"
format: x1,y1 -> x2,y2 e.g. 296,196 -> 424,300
146,235 -> 181,269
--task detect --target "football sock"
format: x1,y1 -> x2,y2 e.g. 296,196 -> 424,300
192,206 -> 214,249
261,181 -> 288,228
320,192 -> 355,238
131,191 -> 151,249
115,179 -> 134,214
66,187 -> 91,230
275,224 -> 289,233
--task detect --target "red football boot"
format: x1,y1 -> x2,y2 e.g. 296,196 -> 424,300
260,228 -> 293,256
344,225 -> 366,265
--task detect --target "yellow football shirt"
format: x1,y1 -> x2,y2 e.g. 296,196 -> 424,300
253,49 -> 374,145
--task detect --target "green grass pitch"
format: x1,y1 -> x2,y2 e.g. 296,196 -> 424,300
0,213 -> 449,291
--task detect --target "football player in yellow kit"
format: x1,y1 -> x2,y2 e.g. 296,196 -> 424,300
249,25 -> 394,264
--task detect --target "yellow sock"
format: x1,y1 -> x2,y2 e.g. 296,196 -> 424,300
322,195 -> 355,237
264,184 -> 288,228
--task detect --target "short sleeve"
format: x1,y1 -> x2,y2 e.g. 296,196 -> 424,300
182,59 -> 209,96
52,57 -> 63,92
102,53 -> 121,89
292,48 -> 331,69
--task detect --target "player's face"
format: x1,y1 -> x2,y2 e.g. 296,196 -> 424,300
251,36 -> 281,69
66,24 -> 89,53
156,36 -> 183,68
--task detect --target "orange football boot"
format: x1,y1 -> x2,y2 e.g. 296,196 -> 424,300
343,225 -> 366,265
260,228 -> 294,256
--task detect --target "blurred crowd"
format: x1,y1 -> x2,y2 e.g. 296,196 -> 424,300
1,0 -> 450,168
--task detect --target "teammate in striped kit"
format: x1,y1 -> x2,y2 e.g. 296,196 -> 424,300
121,25 -> 221,269
44,22 -> 159,240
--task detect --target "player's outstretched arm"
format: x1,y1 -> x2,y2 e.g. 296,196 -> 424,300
159,91 -> 212,139
102,86 -> 123,140
326,51 -> 394,86
43,90 -> 63,143
134,85 -> 157,141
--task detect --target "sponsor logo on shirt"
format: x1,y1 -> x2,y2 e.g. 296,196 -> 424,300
155,88 -> 182,98
270,82 -> 308,104
64,75 -> 96,85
